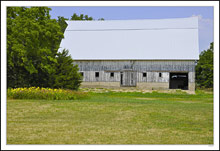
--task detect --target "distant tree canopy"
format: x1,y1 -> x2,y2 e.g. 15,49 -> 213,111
196,42 -> 213,88
71,13 -> 93,21
70,13 -> 104,21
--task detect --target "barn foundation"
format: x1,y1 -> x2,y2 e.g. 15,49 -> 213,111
80,81 -> 196,92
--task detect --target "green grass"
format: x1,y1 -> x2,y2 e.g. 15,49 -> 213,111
7,90 -> 213,144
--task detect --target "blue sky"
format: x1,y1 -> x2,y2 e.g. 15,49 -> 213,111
49,6 -> 214,53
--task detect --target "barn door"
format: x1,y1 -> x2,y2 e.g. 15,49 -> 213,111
120,71 -> 137,87
169,72 -> 188,90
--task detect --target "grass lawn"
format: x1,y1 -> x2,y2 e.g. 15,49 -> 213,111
7,90 -> 213,144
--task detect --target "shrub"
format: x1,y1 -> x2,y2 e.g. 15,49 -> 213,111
7,87 -> 88,100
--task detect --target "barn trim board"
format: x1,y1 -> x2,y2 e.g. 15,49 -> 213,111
59,17 -> 199,92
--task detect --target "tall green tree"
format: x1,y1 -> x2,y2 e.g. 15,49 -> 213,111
7,7 -> 63,88
196,42 -> 213,88
54,49 -> 82,90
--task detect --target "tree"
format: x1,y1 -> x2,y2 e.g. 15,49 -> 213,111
54,49 -> 82,90
98,18 -> 105,21
196,42 -> 213,88
7,7 -> 63,88
7,7 -> 99,89
57,16 -> 68,46
70,13 -> 93,21
57,16 -> 68,34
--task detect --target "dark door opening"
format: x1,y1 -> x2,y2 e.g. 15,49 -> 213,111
120,72 -> 123,85
169,73 -> 188,90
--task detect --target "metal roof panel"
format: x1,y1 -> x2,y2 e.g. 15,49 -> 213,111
59,17 -> 199,60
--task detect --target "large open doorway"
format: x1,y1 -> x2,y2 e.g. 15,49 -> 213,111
169,72 -> 188,90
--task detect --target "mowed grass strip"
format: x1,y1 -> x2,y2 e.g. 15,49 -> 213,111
7,91 -> 213,144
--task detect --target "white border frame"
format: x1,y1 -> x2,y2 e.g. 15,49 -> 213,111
1,1 -> 219,150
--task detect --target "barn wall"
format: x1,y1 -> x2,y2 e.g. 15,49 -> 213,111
188,72 -> 195,83
75,60 -> 196,82
74,60 -> 196,73
81,71 -> 171,83
74,60 -> 196,91
188,83 -> 195,91
137,72 -> 169,83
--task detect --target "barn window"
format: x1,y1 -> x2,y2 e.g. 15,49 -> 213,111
110,72 -> 114,77
95,72 -> 99,78
159,73 -> 162,77
80,72 -> 84,77
143,72 -> 147,77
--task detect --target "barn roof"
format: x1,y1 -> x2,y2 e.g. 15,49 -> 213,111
58,17 -> 199,60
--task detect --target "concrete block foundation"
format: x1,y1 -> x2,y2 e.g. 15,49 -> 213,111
136,82 -> 169,90
80,82 -> 195,92
80,82 -> 120,88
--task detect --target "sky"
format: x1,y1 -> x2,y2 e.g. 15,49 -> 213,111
49,6 -> 214,53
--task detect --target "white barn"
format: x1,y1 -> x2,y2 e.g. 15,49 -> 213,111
59,17 -> 199,91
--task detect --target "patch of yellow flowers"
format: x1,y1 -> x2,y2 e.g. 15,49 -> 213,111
7,87 -> 88,100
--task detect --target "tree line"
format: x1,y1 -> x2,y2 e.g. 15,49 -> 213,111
7,7 -> 213,90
